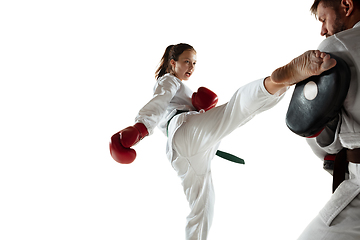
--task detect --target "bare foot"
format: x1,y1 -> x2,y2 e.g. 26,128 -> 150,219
270,50 -> 337,86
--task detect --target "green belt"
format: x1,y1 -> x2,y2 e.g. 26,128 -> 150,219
167,110 -> 245,165
215,150 -> 245,164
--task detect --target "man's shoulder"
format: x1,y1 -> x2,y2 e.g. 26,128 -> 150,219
318,27 -> 360,52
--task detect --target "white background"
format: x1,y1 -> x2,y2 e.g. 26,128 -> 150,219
1,0 -> 334,239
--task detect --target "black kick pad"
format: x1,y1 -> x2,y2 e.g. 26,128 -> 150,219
286,53 -> 351,137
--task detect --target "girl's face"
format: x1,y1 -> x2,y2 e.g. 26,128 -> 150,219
170,49 -> 197,81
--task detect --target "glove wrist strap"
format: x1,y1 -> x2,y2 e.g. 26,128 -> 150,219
134,123 -> 149,139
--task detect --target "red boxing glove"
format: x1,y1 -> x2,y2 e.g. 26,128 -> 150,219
109,123 -> 149,164
192,87 -> 218,111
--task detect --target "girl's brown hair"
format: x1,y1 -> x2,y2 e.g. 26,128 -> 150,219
155,43 -> 196,80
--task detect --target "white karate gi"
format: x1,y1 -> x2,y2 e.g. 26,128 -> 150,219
135,73 -> 285,240
299,21 -> 360,240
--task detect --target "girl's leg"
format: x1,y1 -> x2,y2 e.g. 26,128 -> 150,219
185,167 -> 215,240
171,78 -> 273,240
171,149 -> 217,240
176,50 -> 338,156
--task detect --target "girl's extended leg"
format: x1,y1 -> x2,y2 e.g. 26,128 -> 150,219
177,77 -> 282,158
177,50 -> 338,156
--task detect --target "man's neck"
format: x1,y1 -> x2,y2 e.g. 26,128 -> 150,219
347,9 -> 360,29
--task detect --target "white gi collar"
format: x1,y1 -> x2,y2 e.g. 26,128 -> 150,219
353,21 -> 360,28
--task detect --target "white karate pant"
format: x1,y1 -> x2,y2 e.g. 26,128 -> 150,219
169,79 -> 284,240
298,163 -> 360,240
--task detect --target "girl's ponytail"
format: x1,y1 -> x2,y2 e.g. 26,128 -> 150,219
155,45 -> 174,80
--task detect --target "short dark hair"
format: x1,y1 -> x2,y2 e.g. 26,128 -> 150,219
310,0 -> 340,16
310,0 -> 360,16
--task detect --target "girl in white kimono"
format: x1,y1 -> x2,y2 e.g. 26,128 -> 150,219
109,43 -> 337,240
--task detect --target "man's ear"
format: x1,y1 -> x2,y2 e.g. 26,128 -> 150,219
341,0 -> 354,17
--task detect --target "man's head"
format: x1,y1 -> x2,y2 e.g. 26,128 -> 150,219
310,0 -> 360,37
